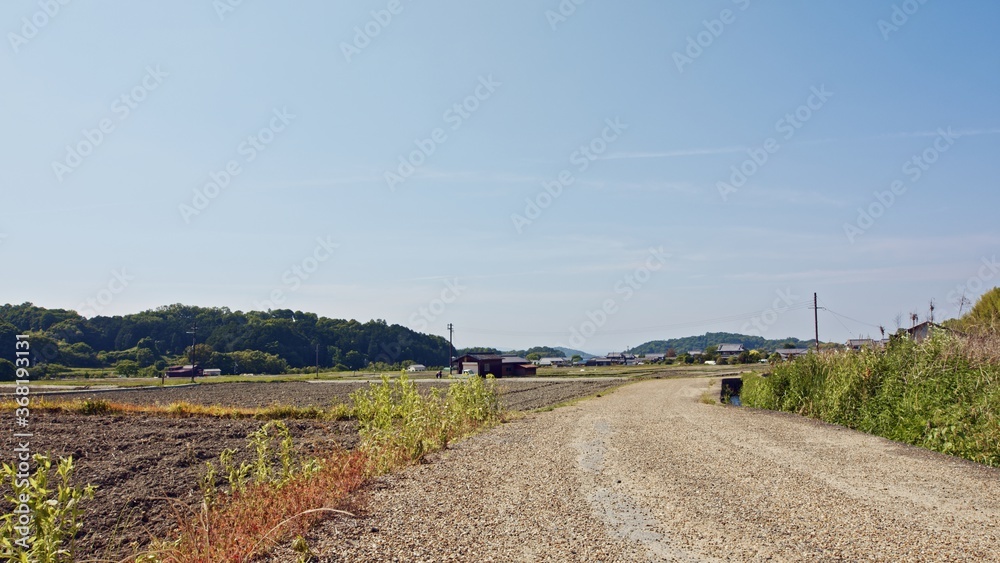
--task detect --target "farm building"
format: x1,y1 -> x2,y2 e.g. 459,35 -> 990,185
501,356 -> 537,376
717,344 -> 744,358
774,348 -> 809,361
203,368 -> 222,376
846,338 -> 875,351
907,321 -> 946,342
407,364 -> 427,372
451,354 -> 535,377
585,357 -> 614,367
537,357 -> 569,367
453,354 -> 501,376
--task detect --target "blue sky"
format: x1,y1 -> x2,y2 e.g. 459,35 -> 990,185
1,0 -> 998,354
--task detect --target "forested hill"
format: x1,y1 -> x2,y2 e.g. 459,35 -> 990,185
630,332 -> 815,354
0,303 -> 450,374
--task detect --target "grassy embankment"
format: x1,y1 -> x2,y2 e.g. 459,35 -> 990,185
742,333 -> 1000,467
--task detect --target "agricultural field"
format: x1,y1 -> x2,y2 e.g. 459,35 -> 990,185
0,377 -> 628,561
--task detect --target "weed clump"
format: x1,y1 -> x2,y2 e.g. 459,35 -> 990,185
0,455 -> 95,563
742,333 -> 1000,466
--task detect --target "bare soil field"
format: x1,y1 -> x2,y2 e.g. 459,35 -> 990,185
0,378 -> 626,561
17,378 -> 626,411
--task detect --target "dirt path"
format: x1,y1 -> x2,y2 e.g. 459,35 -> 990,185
269,377 -> 1000,561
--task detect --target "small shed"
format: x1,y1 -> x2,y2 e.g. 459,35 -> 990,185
501,356 -> 537,377
407,364 -> 427,372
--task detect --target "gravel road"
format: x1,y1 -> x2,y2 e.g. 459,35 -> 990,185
266,377 -> 1000,561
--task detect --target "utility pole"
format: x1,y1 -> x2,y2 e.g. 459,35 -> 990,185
813,293 -> 820,352
447,323 -> 454,374
186,324 -> 198,383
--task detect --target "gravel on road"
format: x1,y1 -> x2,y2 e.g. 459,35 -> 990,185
267,377 -> 1000,561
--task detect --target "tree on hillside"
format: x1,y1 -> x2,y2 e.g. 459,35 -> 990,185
184,343 -> 214,365
952,287 -> 1000,334
0,359 -> 15,382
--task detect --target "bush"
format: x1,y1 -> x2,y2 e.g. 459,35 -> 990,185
352,374 -> 502,472
742,333 -> 1000,466
0,454 -> 96,562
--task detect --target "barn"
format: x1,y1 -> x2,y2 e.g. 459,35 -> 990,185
451,354 -> 536,377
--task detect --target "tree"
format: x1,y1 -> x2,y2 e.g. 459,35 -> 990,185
184,343 -> 214,365
526,352 -> 541,361
0,359 -> 15,382
768,352 -> 782,364
114,360 -> 140,377
748,350 -> 762,363
571,354 -> 583,363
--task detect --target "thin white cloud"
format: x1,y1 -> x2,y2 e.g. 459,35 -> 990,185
600,146 -> 747,160
878,127 -> 1000,139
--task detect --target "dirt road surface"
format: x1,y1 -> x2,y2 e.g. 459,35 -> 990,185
274,377 -> 1000,562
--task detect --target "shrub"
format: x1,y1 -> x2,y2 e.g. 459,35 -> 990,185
742,333 -> 1000,466
0,455 -> 96,563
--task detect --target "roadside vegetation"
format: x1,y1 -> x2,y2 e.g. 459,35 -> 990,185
742,331 -> 1000,467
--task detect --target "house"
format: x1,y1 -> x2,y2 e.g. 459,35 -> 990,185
537,357 -> 569,367
907,321 -> 945,343
846,338 -> 875,351
407,364 -> 426,372
501,356 -> 537,377
774,348 -> 809,361
203,368 -> 222,376
452,354 -> 503,376
717,344 -> 744,358
585,357 -> 614,366
605,352 -> 637,365
687,350 -> 703,357
640,353 -> 666,363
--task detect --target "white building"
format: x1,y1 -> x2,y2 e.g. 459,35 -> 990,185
407,364 -> 427,372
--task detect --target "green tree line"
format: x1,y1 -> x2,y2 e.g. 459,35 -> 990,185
0,303 -> 451,377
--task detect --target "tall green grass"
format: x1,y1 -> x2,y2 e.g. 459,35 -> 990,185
742,333 -> 1000,466
351,374 -> 503,472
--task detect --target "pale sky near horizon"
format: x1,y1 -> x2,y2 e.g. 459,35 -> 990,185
1,0 -> 998,354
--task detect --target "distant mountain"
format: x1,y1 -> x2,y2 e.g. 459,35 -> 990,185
553,346 -> 595,360
629,332 -> 816,355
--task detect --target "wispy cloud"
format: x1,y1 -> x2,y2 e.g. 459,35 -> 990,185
600,146 -> 747,160
878,127 -> 1000,139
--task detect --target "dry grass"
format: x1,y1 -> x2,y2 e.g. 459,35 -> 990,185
0,398 -> 352,421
